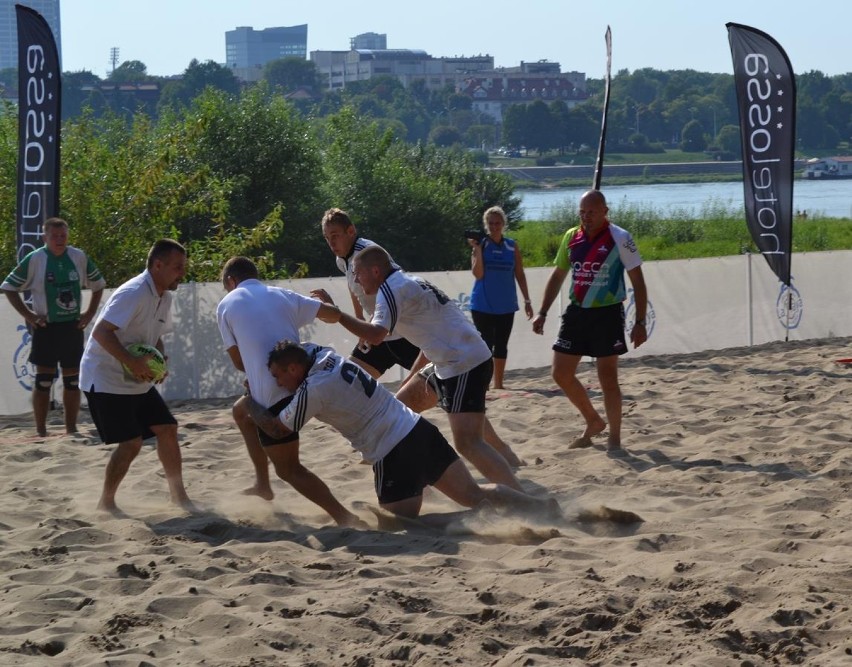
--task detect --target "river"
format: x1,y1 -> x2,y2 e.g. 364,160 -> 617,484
517,180 -> 852,220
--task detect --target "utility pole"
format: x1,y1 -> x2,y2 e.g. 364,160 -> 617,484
109,47 -> 120,74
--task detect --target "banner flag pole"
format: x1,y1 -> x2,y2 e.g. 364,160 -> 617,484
592,26 -> 612,191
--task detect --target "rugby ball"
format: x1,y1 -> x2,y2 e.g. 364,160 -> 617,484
122,343 -> 167,382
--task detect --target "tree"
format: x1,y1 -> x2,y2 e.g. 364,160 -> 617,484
263,57 -> 323,93
159,59 -> 240,110
186,84 -> 323,274
680,119 -> 706,152
320,107 -> 518,273
62,69 -> 103,118
502,104 -> 527,148
107,60 -> 152,83
524,100 -> 557,154
429,125 -> 463,147
465,124 -> 497,150
715,124 -> 741,156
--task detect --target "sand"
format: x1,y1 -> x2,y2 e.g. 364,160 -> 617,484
1,337 -> 851,666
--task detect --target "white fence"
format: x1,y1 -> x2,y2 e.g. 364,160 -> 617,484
2,251 -> 851,416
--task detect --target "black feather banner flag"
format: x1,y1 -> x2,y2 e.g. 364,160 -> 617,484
727,22 -> 795,287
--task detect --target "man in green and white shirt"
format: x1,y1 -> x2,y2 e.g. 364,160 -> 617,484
2,217 -> 106,436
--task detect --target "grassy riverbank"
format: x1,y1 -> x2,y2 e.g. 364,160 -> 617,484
514,200 -> 852,266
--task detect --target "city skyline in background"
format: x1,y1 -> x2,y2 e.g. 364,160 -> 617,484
40,1 -> 852,80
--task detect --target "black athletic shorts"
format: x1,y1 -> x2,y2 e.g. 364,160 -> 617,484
373,417 -> 460,504
259,395 -> 300,446
29,320 -> 84,368
351,337 -> 420,374
421,357 -> 492,414
84,386 -> 177,444
553,303 -> 627,357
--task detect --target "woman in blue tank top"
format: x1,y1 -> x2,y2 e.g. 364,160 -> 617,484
468,206 -> 534,389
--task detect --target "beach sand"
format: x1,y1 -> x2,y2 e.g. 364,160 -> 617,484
1,338 -> 851,665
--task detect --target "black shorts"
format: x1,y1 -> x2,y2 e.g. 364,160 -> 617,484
553,303 -> 627,358
421,358 -> 492,414
351,337 -> 420,374
259,395 -> 299,446
84,387 -> 177,444
373,417 -> 460,504
29,321 -> 84,369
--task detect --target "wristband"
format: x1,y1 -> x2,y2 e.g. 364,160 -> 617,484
524,300 -> 531,305
538,311 -> 548,318
635,319 -> 646,327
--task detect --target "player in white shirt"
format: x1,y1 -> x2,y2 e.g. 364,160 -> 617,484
310,208 -> 420,380
217,257 -> 362,527
326,244 -> 525,492
81,239 -> 193,514
247,341 -> 554,520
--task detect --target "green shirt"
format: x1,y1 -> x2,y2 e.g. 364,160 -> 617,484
1,246 -> 106,323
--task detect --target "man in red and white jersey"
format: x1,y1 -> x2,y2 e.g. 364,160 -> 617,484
532,189 -> 648,451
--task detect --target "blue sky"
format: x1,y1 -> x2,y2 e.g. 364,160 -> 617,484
59,0 -> 850,78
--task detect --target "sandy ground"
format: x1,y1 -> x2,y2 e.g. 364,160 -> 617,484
1,337 -> 851,666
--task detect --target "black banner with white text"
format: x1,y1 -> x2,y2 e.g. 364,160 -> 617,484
727,22 -> 795,287
15,4 -> 61,263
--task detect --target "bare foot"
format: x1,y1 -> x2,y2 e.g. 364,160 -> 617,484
502,450 -> 528,467
606,437 -> 622,451
569,436 -> 594,449
96,499 -> 126,517
176,498 -> 201,514
337,512 -> 369,530
36,428 -> 48,437
582,417 -> 607,439
241,485 -> 274,501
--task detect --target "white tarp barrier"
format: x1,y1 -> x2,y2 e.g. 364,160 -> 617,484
2,251 -> 850,416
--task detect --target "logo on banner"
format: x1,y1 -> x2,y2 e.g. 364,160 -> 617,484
776,281 -> 803,329
12,324 -> 35,391
453,292 -> 472,319
624,289 -> 655,337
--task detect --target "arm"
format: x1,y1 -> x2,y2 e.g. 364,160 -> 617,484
398,349 -> 430,386
246,395 -> 294,440
91,319 -> 154,381
78,288 -> 104,329
532,267 -> 568,335
469,240 -> 485,280
225,345 -> 245,372
318,303 -> 390,346
513,244 -> 534,320
338,311 -> 389,347
3,290 -> 43,328
348,289 -> 365,321
247,389 -> 365,527
626,266 -> 648,349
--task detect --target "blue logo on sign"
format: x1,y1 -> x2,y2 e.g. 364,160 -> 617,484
12,324 -> 34,391
776,281 -> 803,330
624,289 -> 655,338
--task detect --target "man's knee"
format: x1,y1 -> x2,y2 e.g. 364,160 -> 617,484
62,374 -> 80,391
232,396 -> 251,422
267,442 -> 301,481
34,373 -> 54,392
